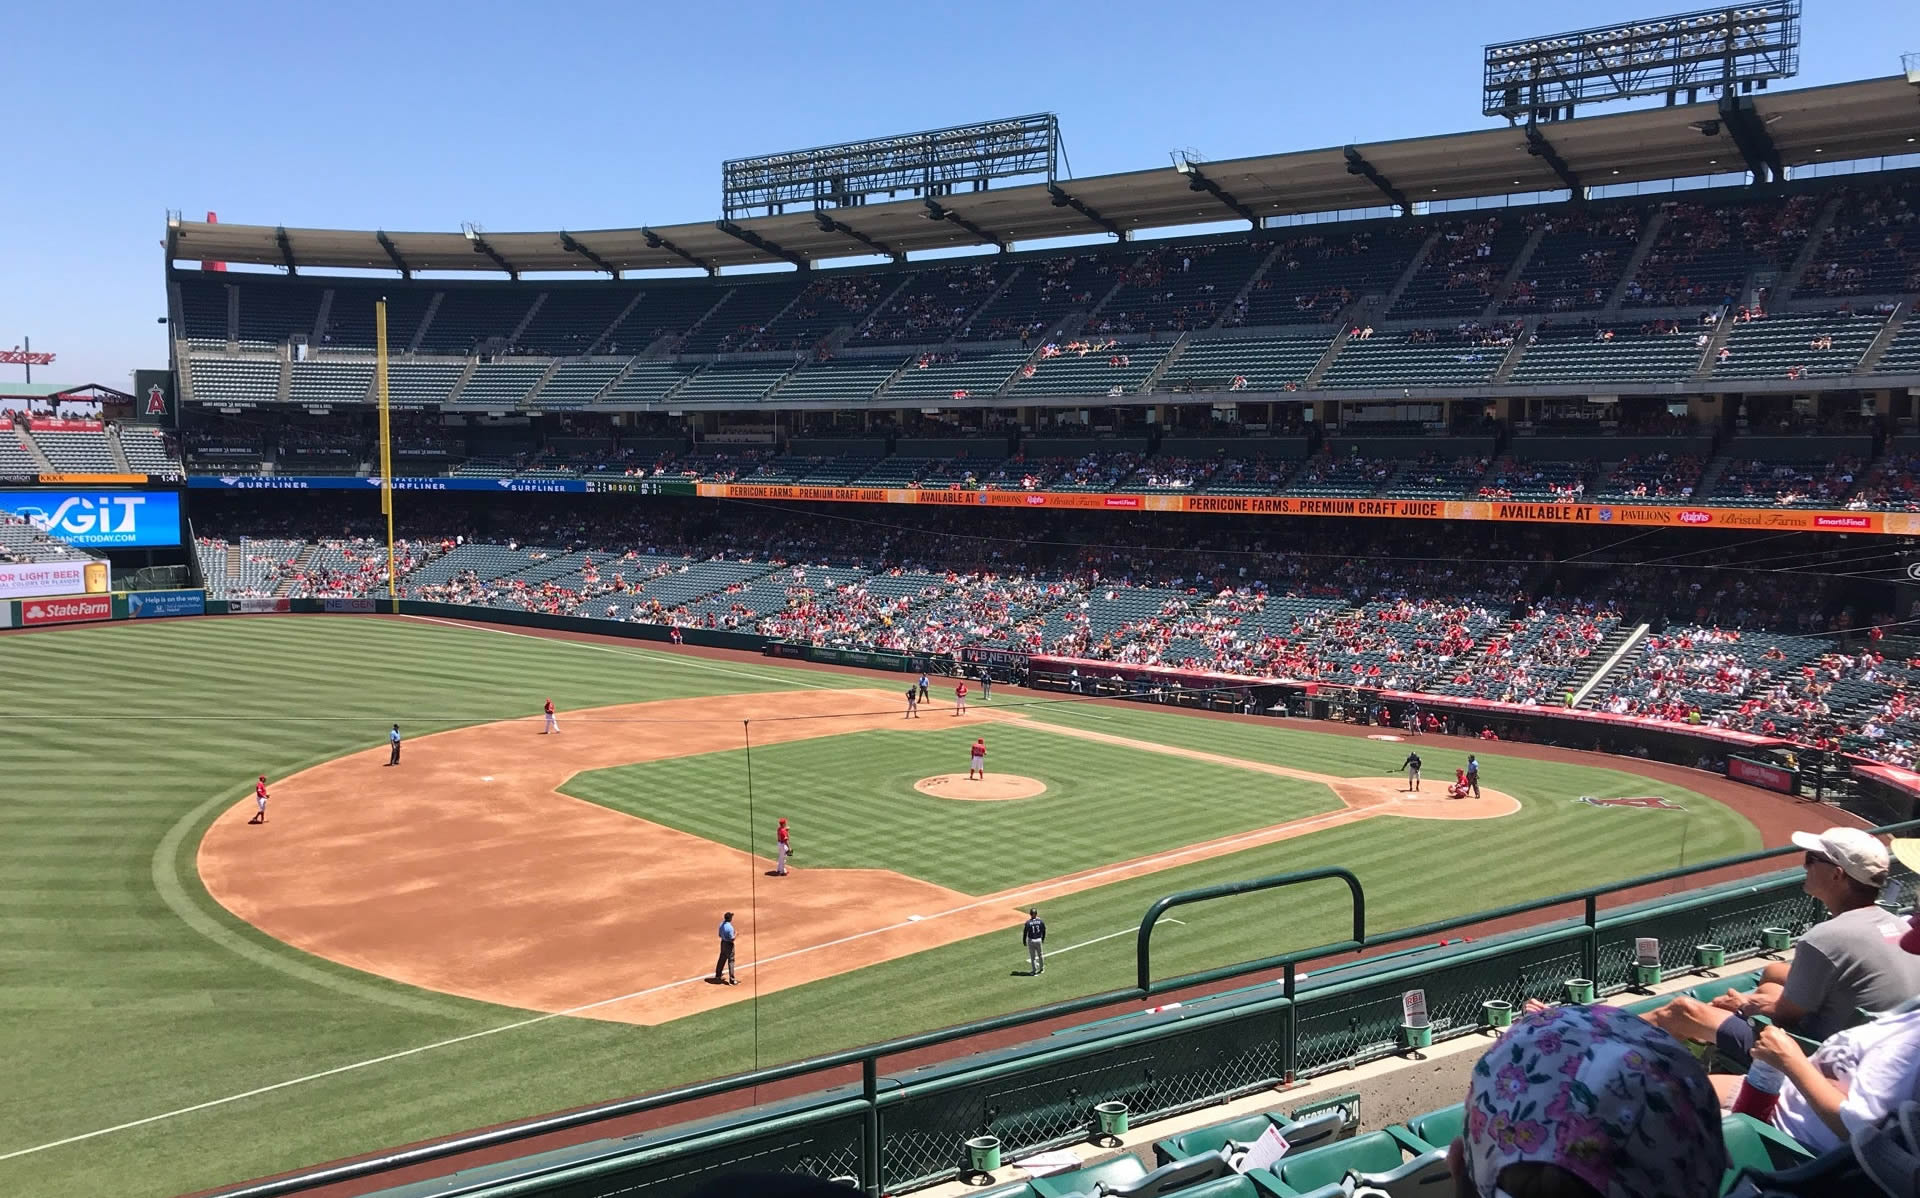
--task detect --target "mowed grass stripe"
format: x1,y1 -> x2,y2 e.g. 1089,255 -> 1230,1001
563,724 -> 1341,893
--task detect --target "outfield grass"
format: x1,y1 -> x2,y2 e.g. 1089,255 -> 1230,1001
0,617 -> 1761,1197
562,724 -> 1341,891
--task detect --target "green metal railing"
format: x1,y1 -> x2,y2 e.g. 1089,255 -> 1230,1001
220,822 -> 1920,1198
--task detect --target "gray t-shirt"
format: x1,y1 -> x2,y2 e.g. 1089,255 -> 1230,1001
1783,906 -> 1920,1039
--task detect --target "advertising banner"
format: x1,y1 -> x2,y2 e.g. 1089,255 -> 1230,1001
1728,755 -> 1796,794
188,476 -> 589,494
27,417 -> 105,433
321,598 -> 376,613
127,590 -> 207,619
0,489 -> 182,547
232,597 -> 292,614
0,560 -> 96,601
20,594 -> 114,627
0,601 -> 11,628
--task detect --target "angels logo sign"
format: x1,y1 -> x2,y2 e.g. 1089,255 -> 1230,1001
1580,795 -> 1686,811
145,385 -> 168,417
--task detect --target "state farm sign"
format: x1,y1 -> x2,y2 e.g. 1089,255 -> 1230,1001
20,595 -> 113,627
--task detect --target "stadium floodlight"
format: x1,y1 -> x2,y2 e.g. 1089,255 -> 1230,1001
1483,2 -> 1801,123
1905,51 -> 1919,85
722,114 -> 1061,221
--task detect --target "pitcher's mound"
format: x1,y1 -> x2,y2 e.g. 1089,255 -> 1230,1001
915,773 -> 1047,801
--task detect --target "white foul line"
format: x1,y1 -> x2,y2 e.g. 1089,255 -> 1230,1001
1050,917 -> 1184,958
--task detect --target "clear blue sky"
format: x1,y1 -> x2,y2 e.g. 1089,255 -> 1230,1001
3,0 -> 1912,386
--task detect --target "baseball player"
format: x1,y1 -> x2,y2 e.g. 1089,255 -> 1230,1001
250,774 -> 269,824
969,737 -> 986,780
1466,754 -> 1480,798
713,911 -> 738,985
388,724 -> 402,766
775,818 -> 791,876
904,683 -> 919,719
1400,750 -> 1422,792
543,698 -> 560,735
954,680 -> 969,716
1022,908 -> 1047,975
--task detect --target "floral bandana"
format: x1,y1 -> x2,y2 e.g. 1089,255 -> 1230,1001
1465,1003 -> 1726,1198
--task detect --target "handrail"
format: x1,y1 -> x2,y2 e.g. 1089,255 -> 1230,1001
211,817 -> 1920,1198
1137,867 -> 1365,992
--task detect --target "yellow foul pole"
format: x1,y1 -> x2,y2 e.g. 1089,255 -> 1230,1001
376,299 -> 397,613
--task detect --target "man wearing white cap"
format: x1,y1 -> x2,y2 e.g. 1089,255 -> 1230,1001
1649,826 -> 1920,1059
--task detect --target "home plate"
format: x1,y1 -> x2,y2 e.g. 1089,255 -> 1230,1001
908,914 -> 925,921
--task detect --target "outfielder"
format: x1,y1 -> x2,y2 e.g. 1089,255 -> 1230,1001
1023,908 -> 1047,975
250,774 -> 270,824
775,818 -> 791,876
954,681 -> 969,716
1401,750 -> 1422,792
543,698 -> 560,734
969,737 -> 986,780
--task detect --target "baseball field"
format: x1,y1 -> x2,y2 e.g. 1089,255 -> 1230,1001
1,614 -> 1786,1196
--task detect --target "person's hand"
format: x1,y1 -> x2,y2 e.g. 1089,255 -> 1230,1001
1750,1024 -> 1808,1072
1711,989 -> 1750,1014
1523,998 -> 1551,1015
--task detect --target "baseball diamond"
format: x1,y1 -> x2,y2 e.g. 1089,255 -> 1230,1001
0,614 -> 1851,1196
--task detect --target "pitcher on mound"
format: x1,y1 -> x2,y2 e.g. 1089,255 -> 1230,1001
969,737 -> 986,780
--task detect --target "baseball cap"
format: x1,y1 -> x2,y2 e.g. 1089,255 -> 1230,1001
1790,827 -> 1891,887
1464,1004 -> 1725,1198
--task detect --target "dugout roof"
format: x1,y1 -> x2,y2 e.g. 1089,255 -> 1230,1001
165,75 -> 1920,276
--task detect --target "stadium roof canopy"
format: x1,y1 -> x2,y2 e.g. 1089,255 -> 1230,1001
166,75 -> 1920,277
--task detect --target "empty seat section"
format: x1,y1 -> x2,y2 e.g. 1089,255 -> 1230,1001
885,350 -> 1027,401
1877,320 -> 1920,374
235,284 -> 325,349
458,362 -> 549,405
384,363 -> 467,406
419,289 -> 540,353
673,363 -> 791,404
176,276 -> 231,346
1318,330 -> 1505,389
319,286 -> 434,352
516,289 -> 635,355
289,361 -> 373,405
603,362 -> 699,404
30,431 -> 117,472
1159,335 -> 1331,392
607,288 -> 723,351
775,358 -> 904,404
534,362 -> 625,407
1503,207 -> 1645,314
187,357 -> 282,404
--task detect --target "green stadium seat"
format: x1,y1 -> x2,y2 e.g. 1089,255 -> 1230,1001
1153,1112 -> 1300,1165
1028,1153 -> 1149,1197
1720,1112 -> 1814,1192
1402,1102 -> 1464,1151
1265,1129 -> 1421,1195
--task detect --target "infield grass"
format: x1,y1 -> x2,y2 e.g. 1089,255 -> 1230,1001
0,616 -> 1761,1197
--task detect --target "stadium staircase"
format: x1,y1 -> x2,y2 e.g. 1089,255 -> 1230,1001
590,291 -> 647,353
225,284 -> 240,344
224,544 -> 242,587
1490,316 -> 1540,384
1573,624 -> 1651,708
956,265 -> 1025,338
13,429 -> 52,472
1478,222 -> 1552,321
1378,230 -> 1443,318
1303,326 -> 1356,389
1602,210 -> 1669,311
509,295 -> 546,345
520,361 -> 564,407
273,546 -> 319,597
275,353 -> 293,404
1140,333 -> 1191,392
851,276 -> 919,341
1079,274 -> 1133,330
444,359 -> 480,403
407,293 -> 442,353
1691,310 -> 1737,380
1213,241 -> 1290,329
104,428 -> 132,473
1693,453 -> 1734,500
1858,300 -> 1912,372
310,290 -> 334,347
676,287 -> 736,349
1774,195 -> 1846,303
